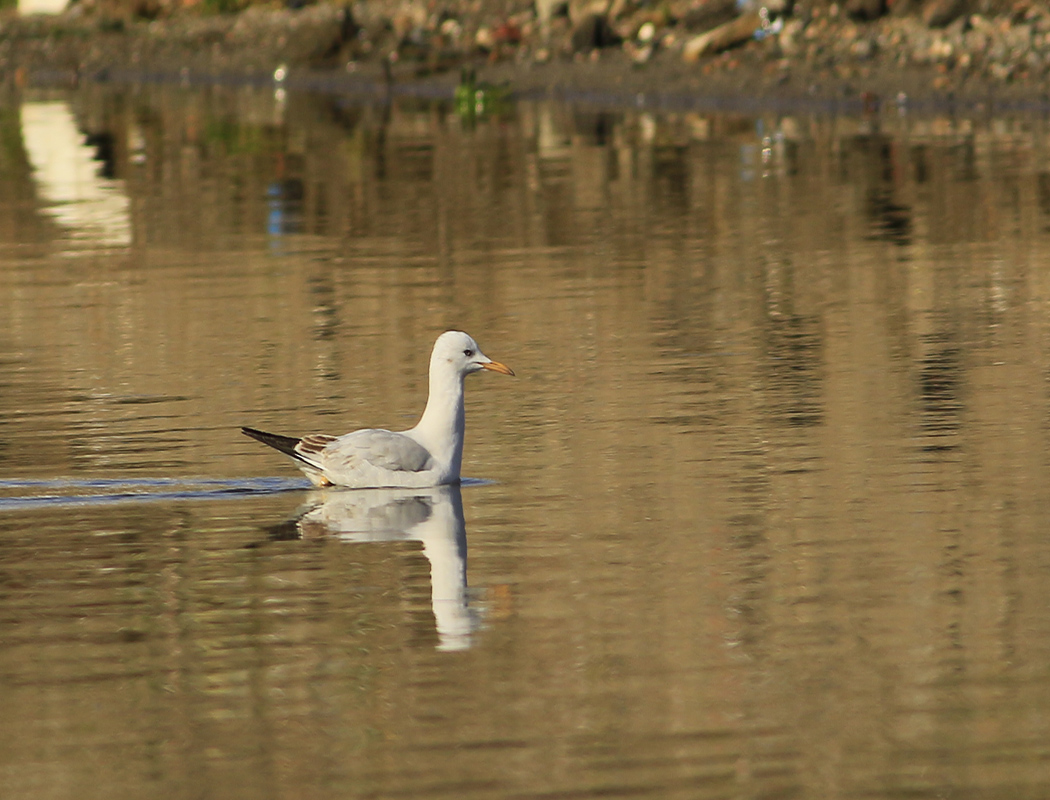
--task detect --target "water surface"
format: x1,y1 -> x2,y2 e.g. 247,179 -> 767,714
2,84 -> 1050,799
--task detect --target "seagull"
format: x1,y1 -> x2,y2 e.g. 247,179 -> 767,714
242,331 -> 514,488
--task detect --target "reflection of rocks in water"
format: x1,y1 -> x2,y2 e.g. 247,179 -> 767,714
763,313 -> 823,429
571,110 -> 615,147
911,144 -> 929,184
950,139 -> 977,183
917,340 -> 962,454
866,186 -> 912,245
20,101 -> 132,247
83,132 -> 117,180
269,485 -> 477,651
307,269 -> 343,384
850,134 -> 912,246
267,177 -> 304,236
1037,173 -> 1050,230
651,145 -> 688,207
725,508 -> 772,651
308,272 -> 339,340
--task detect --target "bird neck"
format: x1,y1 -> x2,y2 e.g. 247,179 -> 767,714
413,364 -> 466,472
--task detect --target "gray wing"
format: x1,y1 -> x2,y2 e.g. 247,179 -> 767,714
320,429 -> 434,473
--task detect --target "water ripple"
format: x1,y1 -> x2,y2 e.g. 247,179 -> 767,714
0,477 -> 495,510
0,477 -> 311,510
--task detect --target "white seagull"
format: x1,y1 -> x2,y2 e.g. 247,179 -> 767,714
242,331 -> 514,488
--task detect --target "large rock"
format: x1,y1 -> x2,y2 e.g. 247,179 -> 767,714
845,0 -> 886,20
922,0 -> 967,27
227,5 -> 347,62
679,0 -> 738,32
682,10 -> 761,60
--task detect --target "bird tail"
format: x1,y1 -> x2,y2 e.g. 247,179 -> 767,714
242,427 -> 333,487
241,427 -> 304,459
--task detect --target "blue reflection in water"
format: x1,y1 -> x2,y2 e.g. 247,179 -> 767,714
267,177 -> 304,251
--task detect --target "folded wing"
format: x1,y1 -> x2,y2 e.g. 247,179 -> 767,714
317,429 -> 434,474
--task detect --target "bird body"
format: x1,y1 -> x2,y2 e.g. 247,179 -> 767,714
242,331 -> 513,488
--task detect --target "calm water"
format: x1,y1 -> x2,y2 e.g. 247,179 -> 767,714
3,82 -> 1050,799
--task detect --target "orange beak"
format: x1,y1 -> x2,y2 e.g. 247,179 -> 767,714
481,360 -> 515,376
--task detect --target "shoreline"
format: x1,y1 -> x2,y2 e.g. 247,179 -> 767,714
5,5 -> 1050,116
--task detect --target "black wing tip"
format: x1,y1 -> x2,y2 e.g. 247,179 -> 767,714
241,425 -> 273,439
241,425 -> 280,443
241,426 -> 304,459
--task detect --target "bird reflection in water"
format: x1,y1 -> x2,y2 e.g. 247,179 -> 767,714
270,484 -> 478,651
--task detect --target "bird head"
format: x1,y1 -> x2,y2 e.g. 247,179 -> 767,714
432,331 -> 514,377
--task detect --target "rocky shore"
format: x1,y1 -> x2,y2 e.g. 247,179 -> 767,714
4,0 -> 1050,112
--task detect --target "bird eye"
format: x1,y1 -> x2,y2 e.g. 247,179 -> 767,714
463,349 -> 475,357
